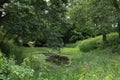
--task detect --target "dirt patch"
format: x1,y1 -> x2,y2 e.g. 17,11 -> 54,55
43,52 -> 70,65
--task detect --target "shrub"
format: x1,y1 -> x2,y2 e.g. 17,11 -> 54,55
111,45 -> 120,54
0,41 -> 23,64
22,53 -> 50,71
79,36 -> 102,52
0,52 -> 34,80
106,33 -> 120,46
21,53 -> 53,79
10,45 -> 23,64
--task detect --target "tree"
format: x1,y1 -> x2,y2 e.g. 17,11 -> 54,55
0,0 -> 69,48
112,0 -> 120,38
67,0 -> 97,42
0,0 -> 70,57
89,0 -> 114,42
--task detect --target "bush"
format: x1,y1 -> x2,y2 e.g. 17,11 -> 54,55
106,33 -> 120,46
10,45 -> 23,64
22,53 -> 50,71
0,52 -> 34,80
21,53 -> 53,80
0,41 -> 23,64
79,36 -> 102,52
111,45 -> 120,54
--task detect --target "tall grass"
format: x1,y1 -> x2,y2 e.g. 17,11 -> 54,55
29,47 -> 120,80
20,33 -> 120,80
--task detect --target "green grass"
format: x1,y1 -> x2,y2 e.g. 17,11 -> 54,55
23,47 -> 120,80
79,33 -> 119,52
21,33 -> 120,80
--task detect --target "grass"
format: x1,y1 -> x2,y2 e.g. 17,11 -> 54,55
79,33 -> 119,52
21,33 -> 120,80
23,47 -> 120,80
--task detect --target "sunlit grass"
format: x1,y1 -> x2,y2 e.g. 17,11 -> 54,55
27,47 -> 120,80
79,33 -> 119,52
21,33 -> 120,80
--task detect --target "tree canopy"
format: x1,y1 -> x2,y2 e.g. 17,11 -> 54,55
67,0 -> 120,42
0,0 -> 69,48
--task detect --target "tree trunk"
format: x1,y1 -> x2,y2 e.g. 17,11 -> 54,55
103,33 -> 107,42
118,21 -> 120,38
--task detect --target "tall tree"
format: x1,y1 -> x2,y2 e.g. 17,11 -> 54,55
68,0 -> 96,42
89,0 -> 114,42
0,0 -> 69,48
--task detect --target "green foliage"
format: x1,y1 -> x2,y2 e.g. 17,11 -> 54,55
22,53 -> 50,71
0,41 -> 23,63
0,52 -> 34,80
10,45 -> 23,64
106,33 -> 120,46
69,25 -> 96,42
21,53 -> 56,80
79,36 -> 102,52
67,0 -> 119,42
89,0 -> 117,41
0,0 -> 69,48
67,0 -> 97,42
